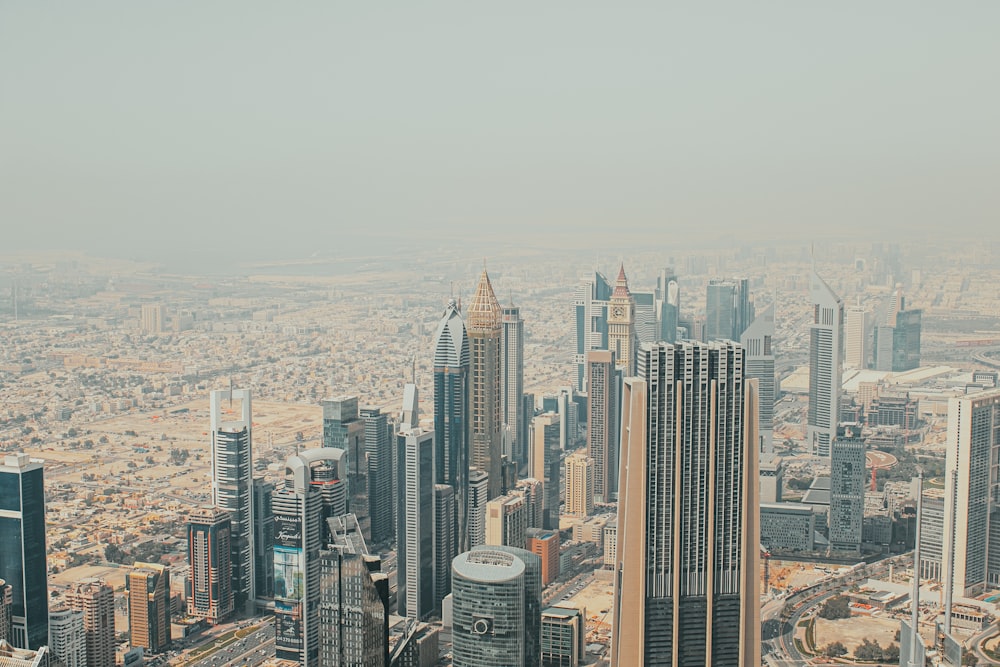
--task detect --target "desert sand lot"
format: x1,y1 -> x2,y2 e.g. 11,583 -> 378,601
815,615 -> 900,653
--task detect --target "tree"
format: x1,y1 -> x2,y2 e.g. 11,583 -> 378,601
882,643 -> 900,663
963,651 -> 979,666
854,638 -> 881,661
818,595 -> 852,620
824,641 -> 847,657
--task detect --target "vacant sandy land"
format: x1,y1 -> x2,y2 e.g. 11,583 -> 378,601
815,615 -> 899,653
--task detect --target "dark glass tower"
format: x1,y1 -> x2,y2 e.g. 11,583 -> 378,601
360,406 -> 394,546
0,453 -> 48,650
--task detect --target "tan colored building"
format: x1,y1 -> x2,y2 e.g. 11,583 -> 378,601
527,528 -> 560,587
606,265 -> 636,376
485,494 -> 526,550
466,269 -> 503,500
126,562 -> 170,654
564,452 -> 594,517
65,579 -> 115,667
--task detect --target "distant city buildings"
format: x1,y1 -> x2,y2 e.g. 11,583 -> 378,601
705,277 -> 752,343
807,267 -> 844,457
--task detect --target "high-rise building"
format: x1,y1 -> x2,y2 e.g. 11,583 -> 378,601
186,507 -> 234,623
65,579 -> 114,667
252,477 -> 275,600
0,581 -> 10,644
360,406 -> 394,546
942,387 -> 1000,598
705,278 -> 752,343
607,265 -> 637,376
529,414 -> 561,531
467,269 -> 504,501
573,271 -> 612,391
467,470 -> 489,549
564,453 -> 593,517
321,396 -> 363,496
513,478 -> 544,530
611,341 -> 760,667
48,607 -> 85,667
210,389 -> 255,611
502,304 -> 527,466
829,429 -> 865,554
395,418 -> 435,621
272,448 -> 349,666
892,308 -> 922,372
318,514 -> 389,667
807,268 -> 843,457
741,303 -> 776,453
432,299 -> 470,550
451,546 -> 541,667
485,495 -> 527,550
586,350 -> 618,504
632,290 -> 658,345
656,268 -> 680,345
433,485 -> 456,613
919,488 -> 945,582
0,644 -> 48,667
526,528 -> 560,587
126,562 -> 170,654
540,605 -> 585,667
0,453 -> 48,650
140,302 -> 166,334
844,304 -> 869,370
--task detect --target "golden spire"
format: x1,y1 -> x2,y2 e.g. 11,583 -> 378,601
467,268 -> 502,331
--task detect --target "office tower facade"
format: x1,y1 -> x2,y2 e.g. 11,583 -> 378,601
210,389 -> 255,611
632,290 -> 658,345
705,278 -> 752,343
395,421 -> 435,621
530,414 -> 561,531
0,454 -> 48,650
502,304 -> 527,465
451,546 -> 541,667
468,269 -> 504,500
807,268 -> 844,457
611,341 -> 760,667
485,495 -> 527,550
252,478 -> 275,600
919,489 -> 945,581
873,325 -> 895,371
360,407 -> 394,546
526,528 -> 560,586
607,265 -> 637,376
432,299 -> 470,550
893,308 -> 922,371
943,387 -> 1000,598
0,644 -> 48,667
844,304 -> 868,369
514,478 -> 544,530
657,268 -> 680,344
433,485 -> 456,612
272,448 -> 348,666
468,470 -> 489,549
586,350 -> 618,503
0,581 -> 10,644
564,453 -> 593,517
48,607 -> 85,667
186,507 -> 234,623
318,514 -> 388,667
65,579 -> 114,667
829,430 -> 865,554
740,303 -> 775,453
573,271 -> 612,391
540,606 -> 585,667
126,562 -> 170,654
321,396 -> 363,494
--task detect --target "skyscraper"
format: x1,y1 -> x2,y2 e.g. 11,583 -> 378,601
705,278 -> 753,343
318,514 -> 389,667
321,396 -> 363,498
564,452 -> 594,517
47,607 -> 85,667
586,350 -> 618,504
433,485 -> 456,613
829,429 -> 865,554
467,470 -> 489,549
126,562 -> 170,654
485,495 -> 527,550
0,453 -> 48,650
432,298 -> 470,550
395,416 -> 435,621
252,477 -> 275,600
467,268 -> 504,500
844,304 -> 868,370
210,389 -> 255,611
611,341 -> 760,667
656,267 -> 680,344
572,271 -> 612,391
807,268 -> 843,457
360,406 -> 394,546
501,304 -> 527,466
272,448 -> 348,666
186,507 -> 234,623
740,303 -> 775,453
65,579 -> 114,667
892,308 -> 922,372
451,546 -> 541,667
606,265 -> 637,376
529,414 -> 561,531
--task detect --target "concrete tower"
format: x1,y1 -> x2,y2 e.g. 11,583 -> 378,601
467,268 -> 504,500
806,267 -> 843,457
740,303 -> 775,453
501,303 -> 527,466
572,271 -> 612,391
186,507 -> 234,623
586,350 -> 618,504
65,579 -> 114,667
126,563 -> 170,654
607,264 -> 637,376
611,341 -> 760,667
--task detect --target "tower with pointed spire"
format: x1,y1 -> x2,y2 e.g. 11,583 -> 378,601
807,265 -> 844,457
607,264 -> 637,376
467,268 -> 504,501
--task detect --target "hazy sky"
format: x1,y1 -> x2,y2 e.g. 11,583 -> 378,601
2,3 -> 999,264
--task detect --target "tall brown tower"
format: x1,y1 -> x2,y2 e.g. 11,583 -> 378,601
607,264 -> 637,375
466,268 -> 504,500
66,579 -> 116,667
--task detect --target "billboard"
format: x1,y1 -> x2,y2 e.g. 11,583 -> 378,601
275,599 -> 303,653
274,546 -> 304,601
274,513 -> 302,549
